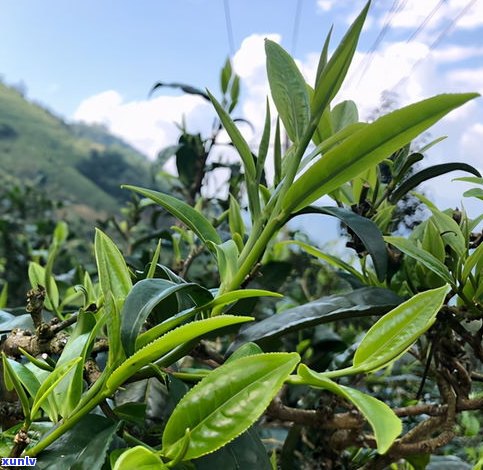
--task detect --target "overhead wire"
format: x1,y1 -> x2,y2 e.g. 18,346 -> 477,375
223,0 -> 235,56
406,0 -> 447,43
353,0 -> 409,85
291,0 -> 304,54
393,0 -> 479,91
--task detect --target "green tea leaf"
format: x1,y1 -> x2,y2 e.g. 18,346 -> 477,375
54,312 -> 97,417
331,100 -> 359,133
292,206 -> 387,281
107,315 -> 253,393
35,415 -> 120,470
384,236 -> 454,285
298,365 -> 401,454
95,229 -> 132,301
2,354 -> 32,418
123,185 -> 221,246
390,163 -> 481,203
278,239 -> 363,280
351,285 -> 448,372
113,446 -> 168,470
135,289 -> 280,350
212,240 -> 239,288
311,2 -> 369,121
31,357 -> 82,419
256,99 -> 271,182
228,287 -> 401,352
284,93 -> 479,212
196,427 -> 271,470
162,352 -> 300,460
265,40 -> 310,143
121,278 -> 212,356
229,195 -> 246,241
207,91 -> 256,179
226,342 -> 264,363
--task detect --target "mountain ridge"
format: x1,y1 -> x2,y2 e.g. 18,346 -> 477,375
0,81 -> 153,219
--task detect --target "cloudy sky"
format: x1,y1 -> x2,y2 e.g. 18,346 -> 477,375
1,0 -> 482,222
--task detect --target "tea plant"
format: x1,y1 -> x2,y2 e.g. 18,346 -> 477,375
0,2 -> 481,468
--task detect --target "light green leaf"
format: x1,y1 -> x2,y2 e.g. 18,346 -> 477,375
106,315 -> 253,393
427,208 -> 466,257
95,229 -> 132,301
351,285 -> 448,372
226,342 -> 264,363
53,312 -> 97,417
277,240 -> 363,280
212,240 -> 239,288
207,90 -> 256,179
162,352 -> 300,460
384,236 -> 454,285
123,185 -> 221,246
284,93 -> 479,212
256,99 -> 271,182
135,289 -> 280,351
121,278 -> 212,356
331,100 -> 359,133
311,2 -> 369,121
113,446 -> 168,470
146,239 -> 162,279
2,354 -> 32,418
31,357 -> 82,419
462,242 -> 483,281
297,365 -> 401,454
265,40 -> 310,143
229,195 -> 246,241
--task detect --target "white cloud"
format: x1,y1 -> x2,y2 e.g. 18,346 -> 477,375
317,0 -> 337,12
447,66 -> 483,93
433,45 -> 483,63
73,90 -> 213,159
385,0 -> 483,31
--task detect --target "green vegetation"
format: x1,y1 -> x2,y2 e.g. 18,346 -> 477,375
0,3 -> 481,469
0,82 -> 152,217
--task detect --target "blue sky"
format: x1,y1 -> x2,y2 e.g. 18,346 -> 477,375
1,0 -> 482,225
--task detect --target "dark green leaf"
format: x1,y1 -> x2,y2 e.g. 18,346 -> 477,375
150,81 -> 210,100
390,163 -> 481,203
121,278 -> 213,356
195,427 -> 271,470
229,287 -> 401,352
35,415 -> 120,470
384,236 -> 454,285
123,186 -> 221,245
293,206 -> 387,281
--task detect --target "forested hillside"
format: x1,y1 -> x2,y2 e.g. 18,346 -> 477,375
0,82 -> 153,218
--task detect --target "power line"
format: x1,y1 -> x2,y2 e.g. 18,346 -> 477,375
393,0 -> 479,91
291,0 -> 304,54
406,0 -> 446,43
354,0 -> 409,85
223,0 -> 235,56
